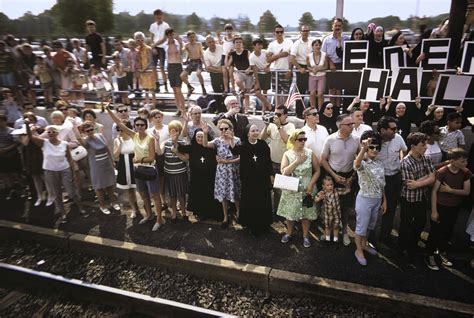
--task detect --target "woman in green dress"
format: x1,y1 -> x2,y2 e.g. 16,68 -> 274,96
277,129 -> 320,248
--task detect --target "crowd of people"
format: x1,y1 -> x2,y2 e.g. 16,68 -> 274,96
0,12 -> 473,270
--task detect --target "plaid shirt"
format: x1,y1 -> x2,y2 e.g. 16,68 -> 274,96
439,127 -> 465,153
321,188 -> 346,228
400,154 -> 435,202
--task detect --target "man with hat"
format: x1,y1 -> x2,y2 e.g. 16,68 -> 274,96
212,96 -> 249,140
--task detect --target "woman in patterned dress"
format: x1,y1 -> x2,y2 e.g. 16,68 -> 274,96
277,129 -> 320,248
202,119 -> 241,229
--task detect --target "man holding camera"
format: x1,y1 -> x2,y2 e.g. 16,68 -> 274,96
260,105 -> 295,214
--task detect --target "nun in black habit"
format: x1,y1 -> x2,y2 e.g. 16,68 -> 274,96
230,123 -> 273,235
178,128 -> 222,220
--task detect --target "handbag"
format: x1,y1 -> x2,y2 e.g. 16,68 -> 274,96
70,146 -> 88,161
134,164 -> 157,181
273,173 -> 299,192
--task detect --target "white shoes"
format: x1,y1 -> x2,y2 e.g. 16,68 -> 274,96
130,210 -> 137,219
45,198 -> 54,207
34,198 -> 43,207
139,216 -> 151,224
100,207 -> 111,215
111,203 -> 121,211
152,222 -> 161,231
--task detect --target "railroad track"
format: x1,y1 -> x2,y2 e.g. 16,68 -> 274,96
0,262 -> 233,318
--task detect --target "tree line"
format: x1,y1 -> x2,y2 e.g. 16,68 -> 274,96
0,0 -> 448,39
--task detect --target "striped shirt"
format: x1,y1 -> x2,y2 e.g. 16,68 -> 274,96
163,139 -> 187,175
400,153 -> 435,202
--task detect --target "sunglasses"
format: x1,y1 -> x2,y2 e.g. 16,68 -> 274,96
301,30 -> 310,33
275,31 -> 284,34
387,126 -> 397,131
117,109 -> 128,113
307,112 -> 318,117
135,123 -> 146,127
297,137 -> 307,142
325,107 -> 333,110
368,145 -> 381,151
275,113 -> 284,117
220,127 -> 230,131
85,129 -> 94,133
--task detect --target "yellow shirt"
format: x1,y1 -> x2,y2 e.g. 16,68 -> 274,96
133,133 -> 155,165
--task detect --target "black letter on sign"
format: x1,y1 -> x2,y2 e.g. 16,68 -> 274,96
383,46 -> 406,71
432,74 -> 472,108
461,41 -> 474,74
390,68 -> 421,101
358,68 -> 389,102
343,40 -> 368,71
420,38 -> 450,71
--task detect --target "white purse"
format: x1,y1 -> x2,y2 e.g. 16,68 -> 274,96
273,174 -> 299,192
70,146 -> 88,161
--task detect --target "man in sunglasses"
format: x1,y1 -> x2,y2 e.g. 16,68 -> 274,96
302,107 -> 328,159
260,104 -> 295,214
321,113 -> 360,246
267,24 -> 293,106
112,104 -> 133,140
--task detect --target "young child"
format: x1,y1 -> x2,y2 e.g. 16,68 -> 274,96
89,64 -> 111,107
33,56 -> 54,108
315,176 -> 350,243
425,148 -> 472,271
353,131 -> 386,266
108,53 -> 130,105
1,88 -> 21,127
126,39 -> 140,90
180,30 -> 206,97
439,112 -> 465,159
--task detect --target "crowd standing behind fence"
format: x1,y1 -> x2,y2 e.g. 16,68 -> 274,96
0,13 -> 473,271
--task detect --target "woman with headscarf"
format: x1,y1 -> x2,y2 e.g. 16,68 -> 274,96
230,124 -> 273,235
388,31 -> 413,64
350,27 -> 365,41
177,128 -> 222,221
318,101 -> 338,134
368,26 -> 388,68
277,129 -> 320,248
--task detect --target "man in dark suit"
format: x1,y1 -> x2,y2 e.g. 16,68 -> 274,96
212,96 -> 249,140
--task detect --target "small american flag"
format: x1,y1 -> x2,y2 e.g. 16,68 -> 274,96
284,83 -> 303,109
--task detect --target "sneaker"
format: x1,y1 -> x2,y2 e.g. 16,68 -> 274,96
355,251 -> 367,266
303,237 -> 311,248
111,203 -> 121,211
99,207 -> 111,215
425,255 -> 440,271
139,216 -> 150,224
152,222 -> 161,231
130,210 -> 137,219
363,245 -> 378,256
438,253 -> 453,267
343,234 -> 351,246
281,234 -> 292,244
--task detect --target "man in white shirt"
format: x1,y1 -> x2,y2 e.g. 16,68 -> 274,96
267,24 -> 293,106
351,108 -> 373,138
301,107 -> 328,159
249,38 -> 272,112
203,35 -> 225,112
149,9 -> 170,93
321,18 -> 349,107
290,25 -> 312,118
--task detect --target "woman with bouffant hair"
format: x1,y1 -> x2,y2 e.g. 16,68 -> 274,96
73,120 -> 119,215
278,129 -> 320,248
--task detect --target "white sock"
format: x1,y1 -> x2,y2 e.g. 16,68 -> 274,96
333,237 -> 339,242
325,235 -> 331,241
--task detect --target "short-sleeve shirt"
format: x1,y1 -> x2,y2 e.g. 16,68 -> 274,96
302,124 -> 328,159
204,45 -> 223,70
400,154 -> 435,202
355,158 -> 386,198
321,132 -> 359,173
439,127 -> 465,153
377,134 -> 407,176
85,33 -> 104,59
436,166 -> 472,207
321,33 -> 350,64
351,124 -> 373,139
149,21 -> 170,48
249,50 -> 268,72
290,38 -> 313,65
266,122 -> 295,163
267,39 -> 293,70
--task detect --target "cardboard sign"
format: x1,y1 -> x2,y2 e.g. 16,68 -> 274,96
461,41 -> 474,74
419,38 -> 450,71
432,74 -> 472,108
343,40 -> 368,71
383,45 -> 407,71
358,68 -> 389,102
389,67 -> 422,101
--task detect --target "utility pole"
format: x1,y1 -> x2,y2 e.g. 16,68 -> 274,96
336,0 -> 344,18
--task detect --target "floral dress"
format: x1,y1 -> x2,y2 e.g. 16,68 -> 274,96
213,137 -> 241,202
277,148 -> 318,221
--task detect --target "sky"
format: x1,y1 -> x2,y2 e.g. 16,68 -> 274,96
1,0 -> 451,26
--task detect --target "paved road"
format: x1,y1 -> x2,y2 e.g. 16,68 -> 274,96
1,192 -> 472,304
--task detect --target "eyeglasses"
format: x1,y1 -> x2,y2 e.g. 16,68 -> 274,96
117,109 -> 128,113
135,123 -> 146,127
275,113 -> 283,117
297,137 -> 307,142
368,145 -> 381,151
275,31 -> 284,34
220,127 -> 230,131
341,122 -> 355,126
387,126 -> 397,131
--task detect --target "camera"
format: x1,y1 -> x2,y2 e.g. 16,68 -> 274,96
302,194 -> 314,208
262,112 -> 275,124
